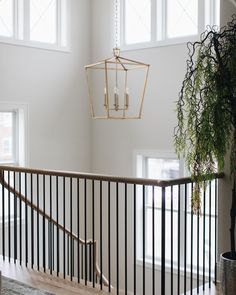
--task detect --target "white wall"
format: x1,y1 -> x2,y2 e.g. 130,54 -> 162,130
0,0 -> 92,173
90,0 -> 189,177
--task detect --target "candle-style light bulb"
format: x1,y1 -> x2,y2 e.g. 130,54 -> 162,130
114,86 -> 119,111
104,87 -> 108,109
125,87 -> 129,109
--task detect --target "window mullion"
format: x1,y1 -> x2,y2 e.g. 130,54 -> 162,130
24,0 -> 30,41
57,0 -> 61,47
162,0 -> 167,40
198,0 -> 205,34
151,0 -> 157,42
13,0 -> 18,40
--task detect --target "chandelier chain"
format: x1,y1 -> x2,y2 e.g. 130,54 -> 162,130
114,0 -> 118,48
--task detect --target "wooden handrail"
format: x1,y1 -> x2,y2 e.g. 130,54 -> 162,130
0,166 -> 224,187
0,170 -> 110,287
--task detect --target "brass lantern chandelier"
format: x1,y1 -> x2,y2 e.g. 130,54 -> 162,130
85,0 -> 150,119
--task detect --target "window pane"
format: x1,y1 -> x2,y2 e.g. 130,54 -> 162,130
0,112 -> 14,163
167,0 -> 198,38
30,0 -> 57,44
0,0 -> 13,37
147,158 -> 180,179
125,0 -> 151,44
146,158 -> 180,208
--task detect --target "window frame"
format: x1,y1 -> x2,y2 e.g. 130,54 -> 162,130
0,0 -> 71,52
134,150 -> 217,277
0,103 -> 28,166
0,103 -> 28,220
120,0 -> 220,51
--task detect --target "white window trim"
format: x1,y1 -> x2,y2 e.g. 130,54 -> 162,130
134,149 -> 216,277
0,103 -> 28,220
120,0 -> 220,51
133,149 -> 185,178
0,0 -> 71,53
0,102 -> 29,167
134,150 -> 184,264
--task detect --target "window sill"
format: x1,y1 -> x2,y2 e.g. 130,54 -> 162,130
0,37 -> 70,53
0,217 -> 25,227
136,258 -> 214,280
120,35 -> 199,52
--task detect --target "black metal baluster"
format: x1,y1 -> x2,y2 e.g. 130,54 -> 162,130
67,236 -> 70,276
89,242 -> 92,282
116,182 -> 119,295
171,186 -> 173,295
77,178 -> 80,283
52,224 -> 54,272
214,179 -> 218,284
2,170 -> 5,260
152,186 -> 155,295
184,184 -> 187,294
197,200 -> 200,293
92,180 -> 95,287
13,171 -> 17,263
50,175 -> 52,275
19,172 -> 22,265
63,177 -> 66,279
31,173 -> 34,269
108,181 -> 111,292
100,180 -> 103,290
70,177 -> 73,281
6,171 -> 10,264
125,183 -> 128,295
84,179 -> 87,285
56,176 -> 59,276
72,239 -> 74,277
81,245 -> 84,280
209,181 -> 212,288
191,183 -> 193,295
25,173 -> 28,266
134,184 -> 136,295
161,187 -> 166,295
37,174 -> 39,270
203,181 -> 206,290
178,185 -> 181,295
43,175 -> 46,272
143,185 -> 145,295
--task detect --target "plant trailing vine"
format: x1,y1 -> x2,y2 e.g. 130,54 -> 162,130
175,16 -> 236,253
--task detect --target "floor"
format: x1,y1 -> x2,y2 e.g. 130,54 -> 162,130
0,257 -> 220,295
0,257 -> 111,295
183,284 -> 220,295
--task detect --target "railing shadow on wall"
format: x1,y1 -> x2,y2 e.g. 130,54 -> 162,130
0,166 -> 223,295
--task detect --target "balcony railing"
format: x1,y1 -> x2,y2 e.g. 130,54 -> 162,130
0,165 -> 223,294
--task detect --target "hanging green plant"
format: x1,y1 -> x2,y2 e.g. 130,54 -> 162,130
174,15 -> 236,252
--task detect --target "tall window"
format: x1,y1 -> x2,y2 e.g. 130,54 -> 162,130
121,0 -> 220,48
136,151 -> 216,276
0,104 -> 27,219
0,0 -> 70,51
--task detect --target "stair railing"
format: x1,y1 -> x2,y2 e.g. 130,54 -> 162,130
0,166 -> 223,294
